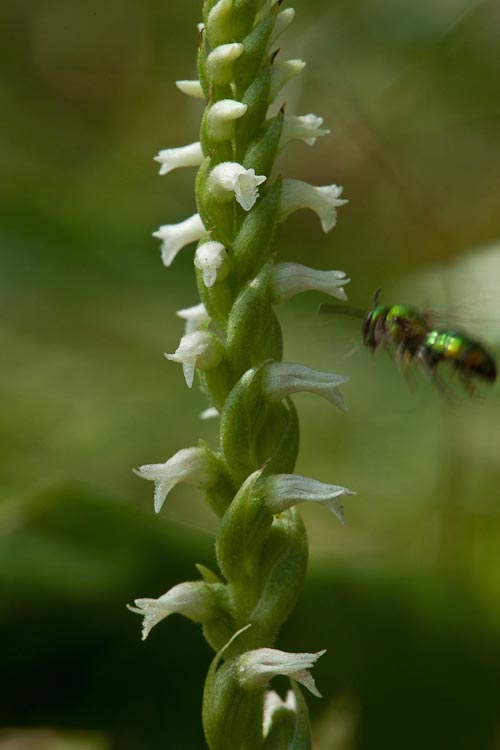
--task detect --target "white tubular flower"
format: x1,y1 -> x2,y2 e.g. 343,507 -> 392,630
238,647 -> 326,698
262,473 -> 355,525
207,100 -> 248,142
280,179 -> 348,233
153,213 -> 206,267
269,8 -> 295,47
208,162 -> 266,211
194,241 -> 230,287
206,43 -> 244,85
154,142 -> 204,176
262,362 -> 349,412
200,406 -> 219,420
165,330 -> 224,388
270,59 -> 306,103
134,446 -> 219,513
263,689 -> 297,739
127,581 -> 216,640
279,114 -> 330,149
270,262 -> 349,304
176,302 -> 209,334
175,79 -> 204,99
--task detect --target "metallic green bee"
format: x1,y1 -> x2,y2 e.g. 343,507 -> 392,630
321,289 -> 497,389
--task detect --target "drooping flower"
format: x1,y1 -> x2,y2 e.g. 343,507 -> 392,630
238,647 -> 326,698
262,361 -> 349,412
153,213 -> 206,266
134,446 -> 219,513
270,262 -> 349,303
280,179 -> 348,232
262,473 -> 355,525
154,142 -> 204,176
128,581 -> 216,640
165,330 -> 224,388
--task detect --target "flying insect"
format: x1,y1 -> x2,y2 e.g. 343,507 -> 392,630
320,289 -> 497,391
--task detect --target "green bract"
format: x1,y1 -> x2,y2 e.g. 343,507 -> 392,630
130,2 -> 354,748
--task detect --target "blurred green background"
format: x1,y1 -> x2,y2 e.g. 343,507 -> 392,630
2,0 -> 500,747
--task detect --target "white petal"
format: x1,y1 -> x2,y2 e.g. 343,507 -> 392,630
154,142 -> 204,176
176,79 -> 204,99
263,689 -> 297,738
200,406 -> 219,420
269,8 -> 295,47
194,241 -> 229,287
153,213 -> 205,266
281,179 -> 348,233
176,303 -> 209,334
207,100 -> 248,141
133,446 -> 218,513
279,114 -> 330,149
165,330 -> 223,388
127,581 -> 215,639
262,362 -> 349,412
270,262 -> 350,303
209,162 -> 266,211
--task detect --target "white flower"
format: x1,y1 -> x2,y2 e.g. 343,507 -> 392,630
279,113 -> 330,149
127,581 -> 215,640
263,689 -> 297,738
238,647 -> 326,698
270,59 -> 306,103
134,446 -> 219,513
270,262 -> 349,303
262,473 -> 355,525
194,241 -> 230,287
153,213 -> 206,267
175,79 -> 204,99
262,362 -> 349,412
206,43 -> 244,85
200,406 -> 219,420
176,303 -> 209,334
165,330 -> 224,388
269,8 -> 295,48
206,100 -> 247,142
208,162 -> 266,211
154,142 -> 204,176
280,179 -> 348,232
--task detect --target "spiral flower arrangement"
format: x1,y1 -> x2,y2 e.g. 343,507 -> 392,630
129,2 -> 354,746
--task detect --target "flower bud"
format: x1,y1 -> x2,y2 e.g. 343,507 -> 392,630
206,100 -> 248,142
153,213 -> 206,266
269,8 -> 296,47
175,79 -> 204,99
134,445 -> 219,513
206,43 -> 244,85
280,179 -> 348,232
165,330 -> 224,388
270,59 -> 306,103
270,262 -> 349,303
154,141 -> 204,176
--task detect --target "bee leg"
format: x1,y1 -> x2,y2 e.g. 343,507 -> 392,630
416,347 -> 453,401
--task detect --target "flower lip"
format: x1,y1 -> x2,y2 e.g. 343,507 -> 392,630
208,162 -> 266,211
